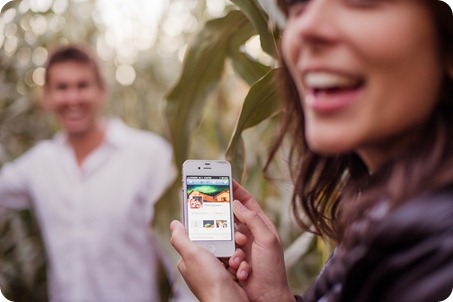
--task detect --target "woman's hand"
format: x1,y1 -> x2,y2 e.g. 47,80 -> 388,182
170,220 -> 249,302
228,181 -> 295,302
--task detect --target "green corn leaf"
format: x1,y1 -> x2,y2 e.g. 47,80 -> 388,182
226,68 -> 280,181
231,0 -> 277,56
166,10 -> 256,168
229,49 -> 271,86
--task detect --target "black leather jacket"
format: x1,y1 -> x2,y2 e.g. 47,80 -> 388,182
297,188 -> 453,302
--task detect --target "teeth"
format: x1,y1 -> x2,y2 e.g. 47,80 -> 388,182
305,72 -> 360,89
64,107 -> 84,119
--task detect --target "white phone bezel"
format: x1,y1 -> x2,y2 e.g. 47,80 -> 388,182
182,159 -> 235,258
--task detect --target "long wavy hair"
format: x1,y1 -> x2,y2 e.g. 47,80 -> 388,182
269,0 -> 453,244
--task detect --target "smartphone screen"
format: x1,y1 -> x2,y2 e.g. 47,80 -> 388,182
185,175 -> 233,241
182,160 -> 235,257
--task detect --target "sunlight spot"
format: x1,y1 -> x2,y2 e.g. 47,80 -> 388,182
115,64 -> 136,86
32,67 -> 45,86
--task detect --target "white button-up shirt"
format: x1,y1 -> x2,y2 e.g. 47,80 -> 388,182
0,119 -> 186,302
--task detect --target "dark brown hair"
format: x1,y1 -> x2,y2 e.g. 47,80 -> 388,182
269,0 -> 453,244
45,43 -> 105,88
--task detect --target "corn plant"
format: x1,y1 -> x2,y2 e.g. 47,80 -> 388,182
165,0 -> 331,295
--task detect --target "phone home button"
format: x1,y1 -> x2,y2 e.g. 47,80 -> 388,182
207,245 -> 216,254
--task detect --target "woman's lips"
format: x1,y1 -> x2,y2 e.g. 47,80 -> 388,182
303,71 -> 364,113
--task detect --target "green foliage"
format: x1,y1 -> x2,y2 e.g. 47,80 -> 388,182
166,9 -> 257,169
165,0 -> 329,295
230,0 -> 278,56
0,211 -> 47,302
225,68 -> 279,182
0,0 -> 330,299
0,1 -> 100,299
0,0 -> 194,300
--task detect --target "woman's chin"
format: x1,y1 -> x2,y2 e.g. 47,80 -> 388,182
307,139 -> 354,156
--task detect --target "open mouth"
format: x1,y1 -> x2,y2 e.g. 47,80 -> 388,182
304,72 -> 364,95
303,71 -> 365,112
59,106 -> 88,125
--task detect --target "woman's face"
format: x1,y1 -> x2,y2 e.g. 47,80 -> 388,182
281,0 -> 445,170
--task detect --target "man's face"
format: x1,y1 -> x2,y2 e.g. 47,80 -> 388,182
44,61 -> 106,137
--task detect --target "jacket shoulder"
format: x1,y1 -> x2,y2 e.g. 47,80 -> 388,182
341,188 -> 453,302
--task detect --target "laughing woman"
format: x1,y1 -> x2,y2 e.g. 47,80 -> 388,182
170,0 -> 453,301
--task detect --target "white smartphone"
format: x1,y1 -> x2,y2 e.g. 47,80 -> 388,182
182,159 -> 235,258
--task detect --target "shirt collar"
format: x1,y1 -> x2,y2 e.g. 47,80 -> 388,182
53,118 -> 129,149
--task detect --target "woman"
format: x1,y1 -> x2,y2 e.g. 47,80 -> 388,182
170,0 -> 453,301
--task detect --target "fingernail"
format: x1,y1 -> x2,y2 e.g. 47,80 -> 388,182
233,200 -> 245,212
233,256 -> 240,265
238,268 -> 248,279
169,220 -> 178,232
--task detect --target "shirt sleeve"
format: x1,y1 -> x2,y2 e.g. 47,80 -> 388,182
147,139 -> 177,204
0,157 -> 33,216
139,134 -> 177,223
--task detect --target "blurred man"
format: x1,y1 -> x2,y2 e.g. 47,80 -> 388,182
0,44 -> 191,301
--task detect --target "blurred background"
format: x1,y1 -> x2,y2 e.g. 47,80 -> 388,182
0,0 -> 330,300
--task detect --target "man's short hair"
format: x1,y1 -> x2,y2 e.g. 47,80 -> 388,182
45,44 -> 105,88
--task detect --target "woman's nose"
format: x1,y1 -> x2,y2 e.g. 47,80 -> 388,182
291,0 -> 338,48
